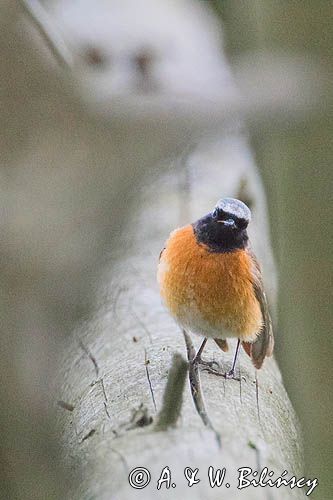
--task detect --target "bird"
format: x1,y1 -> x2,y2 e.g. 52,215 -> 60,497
157,197 -> 274,378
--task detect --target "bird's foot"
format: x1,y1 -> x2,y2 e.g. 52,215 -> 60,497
192,356 -> 221,372
196,358 -> 224,376
201,365 -> 225,376
224,368 -> 240,381
200,366 -> 241,381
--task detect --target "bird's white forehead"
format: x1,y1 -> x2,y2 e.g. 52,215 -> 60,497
215,197 -> 251,221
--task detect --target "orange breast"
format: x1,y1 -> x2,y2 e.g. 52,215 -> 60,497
157,224 -> 262,340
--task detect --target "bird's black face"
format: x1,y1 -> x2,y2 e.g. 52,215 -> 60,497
193,198 -> 250,253
211,205 -> 249,230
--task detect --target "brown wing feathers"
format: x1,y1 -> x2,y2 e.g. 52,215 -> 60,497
242,248 -> 274,369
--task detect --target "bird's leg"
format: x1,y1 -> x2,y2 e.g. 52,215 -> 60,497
193,338 -> 207,363
192,338 -> 220,370
193,338 -> 208,363
225,339 -> 241,379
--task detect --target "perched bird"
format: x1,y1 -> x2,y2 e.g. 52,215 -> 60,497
157,198 -> 274,377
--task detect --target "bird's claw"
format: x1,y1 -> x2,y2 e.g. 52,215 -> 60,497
200,365 -> 241,381
224,369 -> 240,381
192,357 -> 221,371
201,366 -> 225,376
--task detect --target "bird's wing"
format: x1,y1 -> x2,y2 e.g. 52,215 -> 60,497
243,247 -> 274,369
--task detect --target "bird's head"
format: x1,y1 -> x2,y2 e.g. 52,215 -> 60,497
193,198 -> 251,252
212,197 -> 251,229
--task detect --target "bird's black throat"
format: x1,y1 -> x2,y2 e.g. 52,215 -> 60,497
192,214 -> 248,253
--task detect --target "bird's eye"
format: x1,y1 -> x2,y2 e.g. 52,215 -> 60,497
212,208 -> 219,219
237,218 -> 248,229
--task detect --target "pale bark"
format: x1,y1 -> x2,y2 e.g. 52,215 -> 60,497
56,167 -> 303,500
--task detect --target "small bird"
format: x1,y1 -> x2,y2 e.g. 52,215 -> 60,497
157,198 -> 274,377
